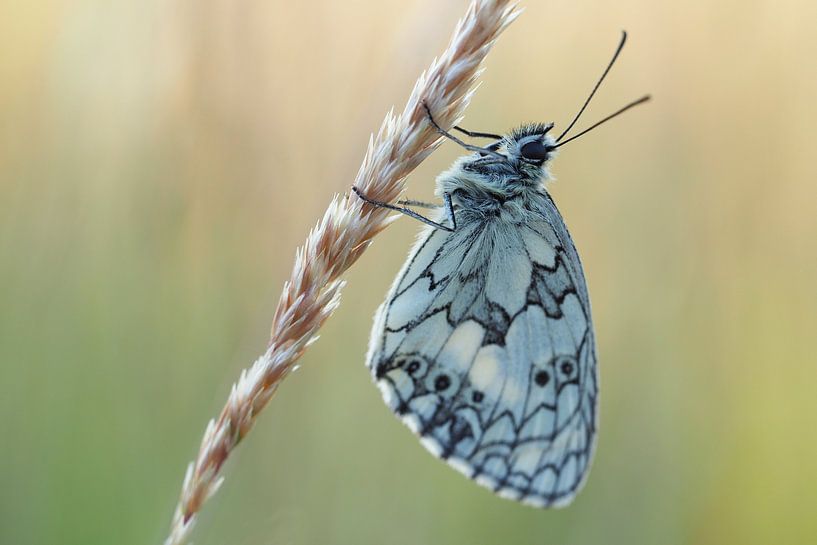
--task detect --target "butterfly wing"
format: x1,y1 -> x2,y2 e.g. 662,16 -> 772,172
367,196 -> 598,508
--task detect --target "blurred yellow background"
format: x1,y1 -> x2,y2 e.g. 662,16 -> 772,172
2,1 -> 817,544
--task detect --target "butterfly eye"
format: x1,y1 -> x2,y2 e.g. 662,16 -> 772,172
519,140 -> 549,162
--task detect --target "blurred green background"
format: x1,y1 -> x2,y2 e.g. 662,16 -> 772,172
2,1 -> 817,544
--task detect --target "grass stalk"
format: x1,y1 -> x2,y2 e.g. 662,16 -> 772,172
163,2 -> 519,543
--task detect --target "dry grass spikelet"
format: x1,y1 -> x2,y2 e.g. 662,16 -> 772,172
163,1 -> 520,543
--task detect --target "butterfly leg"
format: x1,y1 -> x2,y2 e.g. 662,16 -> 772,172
396,196 -> 459,229
451,126 -> 503,151
352,187 -> 456,232
423,102 -> 506,161
452,125 -> 503,140
396,199 -> 437,209
442,191 -> 456,230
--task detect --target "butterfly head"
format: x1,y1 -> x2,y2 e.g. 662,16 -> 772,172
503,122 -> 557,173
440,122 -> 559,195
462,122 -> 557,182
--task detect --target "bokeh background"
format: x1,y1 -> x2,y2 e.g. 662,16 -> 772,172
2,1 -> 817,544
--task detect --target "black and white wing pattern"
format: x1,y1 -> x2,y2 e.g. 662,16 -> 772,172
366,196 -> 598,508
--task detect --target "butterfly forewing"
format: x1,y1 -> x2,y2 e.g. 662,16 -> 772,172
367,198 -> 598,508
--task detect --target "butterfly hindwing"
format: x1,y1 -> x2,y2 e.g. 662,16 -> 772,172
367,199 -> 598,508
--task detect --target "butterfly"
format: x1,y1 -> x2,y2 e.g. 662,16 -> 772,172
354,32 -> 648,508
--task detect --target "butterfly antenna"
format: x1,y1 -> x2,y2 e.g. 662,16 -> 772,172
555,31 -> 628,143
553,95 -> 650,148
